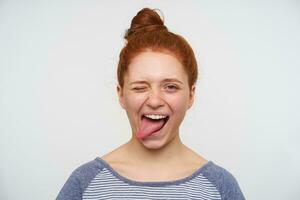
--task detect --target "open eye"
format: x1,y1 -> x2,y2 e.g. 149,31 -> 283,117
165,84 -> 179,92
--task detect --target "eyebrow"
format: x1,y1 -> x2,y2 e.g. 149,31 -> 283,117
129,78 -> 183,85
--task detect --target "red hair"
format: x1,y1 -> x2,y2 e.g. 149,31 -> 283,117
117,8 -> 198,89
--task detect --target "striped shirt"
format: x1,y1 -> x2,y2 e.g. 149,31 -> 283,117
56,157 -> 245,200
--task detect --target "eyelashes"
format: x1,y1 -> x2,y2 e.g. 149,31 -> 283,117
131,84 -> 180,93
165,84 -> 179,91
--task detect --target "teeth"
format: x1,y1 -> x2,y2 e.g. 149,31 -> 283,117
144,114 -> 168,120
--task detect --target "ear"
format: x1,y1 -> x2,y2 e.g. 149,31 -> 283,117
188,84 -> 196,109
117,84 -> 125,109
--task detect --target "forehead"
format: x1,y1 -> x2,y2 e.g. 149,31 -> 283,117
126,51 -> 187,82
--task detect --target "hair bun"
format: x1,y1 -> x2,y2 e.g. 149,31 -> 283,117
125,8 -> 168,40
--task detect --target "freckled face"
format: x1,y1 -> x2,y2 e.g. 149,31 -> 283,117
117,51 -> 195,148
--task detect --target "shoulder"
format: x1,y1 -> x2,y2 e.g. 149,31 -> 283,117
200,161 -> 246,200
72,158 -> 105,181
56,158 -> 105,200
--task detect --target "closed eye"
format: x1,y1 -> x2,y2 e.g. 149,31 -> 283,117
132,87 -> 147,92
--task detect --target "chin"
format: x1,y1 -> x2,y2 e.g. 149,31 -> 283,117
141,141 -> 166,150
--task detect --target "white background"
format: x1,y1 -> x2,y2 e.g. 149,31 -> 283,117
1,1 -> 299,199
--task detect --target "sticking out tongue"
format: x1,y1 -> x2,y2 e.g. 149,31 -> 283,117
137,117 -> 166,140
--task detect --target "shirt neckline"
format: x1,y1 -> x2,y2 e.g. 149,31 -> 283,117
95,157 -> 213,187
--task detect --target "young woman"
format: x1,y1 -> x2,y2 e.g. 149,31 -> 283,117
56,8 -> 245,200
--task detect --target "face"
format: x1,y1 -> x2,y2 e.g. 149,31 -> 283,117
117,51 -> 195,149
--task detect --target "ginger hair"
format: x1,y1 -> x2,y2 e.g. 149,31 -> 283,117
117,8 -> 198,89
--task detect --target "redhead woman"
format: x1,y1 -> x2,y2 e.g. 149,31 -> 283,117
56,8 -> 245,200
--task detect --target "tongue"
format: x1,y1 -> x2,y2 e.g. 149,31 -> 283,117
137,117 -> 165,140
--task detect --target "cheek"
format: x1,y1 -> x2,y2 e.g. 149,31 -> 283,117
167,93 -> 190,113
125,93 -> 146,112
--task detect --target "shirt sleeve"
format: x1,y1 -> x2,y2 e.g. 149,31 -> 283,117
218,169 -> 245,200
56,159 -> 104,200
201,162 -> 246,200
56,170 -> 83,200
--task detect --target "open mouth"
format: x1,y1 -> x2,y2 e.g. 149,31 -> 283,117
142,115 -> 169,130
137,114 -> 170,139
142,115 -> 169,124
152,116 -> 169,134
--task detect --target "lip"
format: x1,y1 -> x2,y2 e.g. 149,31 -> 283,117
142,112 -> 169,116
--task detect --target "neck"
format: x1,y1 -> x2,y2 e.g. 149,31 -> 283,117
124,132 -> 188,167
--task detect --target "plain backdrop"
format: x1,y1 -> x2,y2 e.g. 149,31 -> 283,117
1,1 -> 299,199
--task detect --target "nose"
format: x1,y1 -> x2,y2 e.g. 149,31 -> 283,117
146,89 -> 164,109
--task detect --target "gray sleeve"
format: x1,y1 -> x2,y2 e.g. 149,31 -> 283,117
202,162 -> 246,200
56,160 -> 103,200
56,170 -> 82,200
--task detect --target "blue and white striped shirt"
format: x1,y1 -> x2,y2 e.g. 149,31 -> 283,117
56,157 -> 245,200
